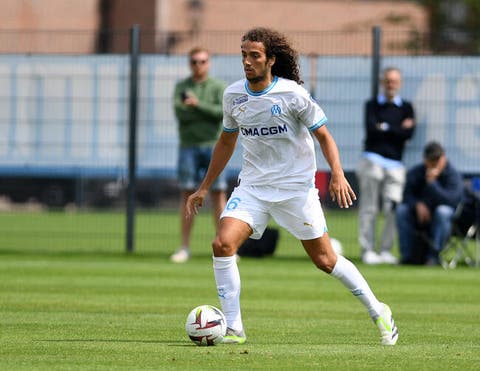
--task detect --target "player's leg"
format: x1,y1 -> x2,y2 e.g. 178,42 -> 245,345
302,235 -> 398,345
271,187 -> 383,309
273,188 -> 398,345
213,186 -> 270,344
302,235 -> 384,316
212,216 -> 251,344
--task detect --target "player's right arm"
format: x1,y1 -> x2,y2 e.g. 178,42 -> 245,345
186,130 -> 238,218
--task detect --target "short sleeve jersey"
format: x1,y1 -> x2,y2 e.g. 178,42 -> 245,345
223,76 -> 327,190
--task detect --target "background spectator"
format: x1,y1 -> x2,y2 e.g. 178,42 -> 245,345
170,47 -> 227,263
396,141 -> 464,265
356,67 -> 416,264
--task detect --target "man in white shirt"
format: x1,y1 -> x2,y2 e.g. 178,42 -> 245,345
186,27 -> 398,346
356,68 -> 415,264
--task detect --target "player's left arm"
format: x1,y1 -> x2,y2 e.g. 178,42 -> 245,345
312,125 -> 356,208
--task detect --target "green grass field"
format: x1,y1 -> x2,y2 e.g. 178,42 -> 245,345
1,209 -> 480,370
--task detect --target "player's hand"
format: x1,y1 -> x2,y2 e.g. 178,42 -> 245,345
329,174 -> 357,209
185,189 -> 208,218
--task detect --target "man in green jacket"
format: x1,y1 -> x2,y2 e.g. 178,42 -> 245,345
170,47 -> 227,263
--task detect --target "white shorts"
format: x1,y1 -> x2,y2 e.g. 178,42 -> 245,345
220,185 -> 328,240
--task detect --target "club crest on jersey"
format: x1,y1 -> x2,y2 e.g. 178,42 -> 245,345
271,104 -> 281,116
233,95 -> 248,106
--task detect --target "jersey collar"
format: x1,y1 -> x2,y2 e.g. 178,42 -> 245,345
245,76 -> 279,96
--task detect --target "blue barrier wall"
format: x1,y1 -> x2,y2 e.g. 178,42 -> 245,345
0,54 -> 478,178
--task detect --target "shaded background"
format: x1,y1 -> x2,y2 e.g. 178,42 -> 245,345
0,0 -> 479,256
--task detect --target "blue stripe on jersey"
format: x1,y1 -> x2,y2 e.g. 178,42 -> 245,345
244,76 -> 278,96
308,117 -> 328,131
223,126 -> 239,133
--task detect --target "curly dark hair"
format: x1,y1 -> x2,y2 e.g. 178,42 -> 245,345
241,27 -> 303,84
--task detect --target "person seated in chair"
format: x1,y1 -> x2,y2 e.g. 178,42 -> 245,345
396,141 -> 463,265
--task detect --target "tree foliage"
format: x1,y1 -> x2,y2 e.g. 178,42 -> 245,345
419,0 -> 480,54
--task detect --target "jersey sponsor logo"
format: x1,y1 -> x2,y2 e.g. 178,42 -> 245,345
240,124 -> 288,137
271,104 -> 281,116
233,95 -> 248,106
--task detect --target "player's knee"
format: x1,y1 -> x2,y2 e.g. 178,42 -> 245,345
211,235 -> 237,257
313,253 -> 336,273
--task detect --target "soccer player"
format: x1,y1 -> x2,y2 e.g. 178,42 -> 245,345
186,27 -> 398,345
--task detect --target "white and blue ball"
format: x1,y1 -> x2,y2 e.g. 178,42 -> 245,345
185,305 -> 227,346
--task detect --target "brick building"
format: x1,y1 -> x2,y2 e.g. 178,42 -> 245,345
0,0 -> 428,55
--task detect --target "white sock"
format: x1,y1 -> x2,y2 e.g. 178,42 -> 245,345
213,256 -> 243,331
330,255 -> 383,319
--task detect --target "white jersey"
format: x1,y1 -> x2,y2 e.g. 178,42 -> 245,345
223,76 -> 327,190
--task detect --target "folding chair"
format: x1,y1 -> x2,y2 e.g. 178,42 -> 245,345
440,184 -> 480,269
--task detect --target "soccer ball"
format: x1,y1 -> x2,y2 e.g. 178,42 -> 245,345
330,237 -> 343,255
185,305 -> 227,346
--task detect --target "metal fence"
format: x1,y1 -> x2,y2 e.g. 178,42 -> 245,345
0,28 -> 479,255
0,28 -> 471,56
